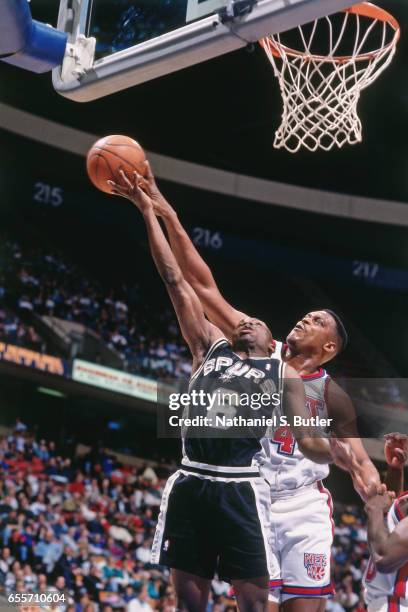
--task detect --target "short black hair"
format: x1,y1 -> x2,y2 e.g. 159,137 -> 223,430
323,309 -> 348,351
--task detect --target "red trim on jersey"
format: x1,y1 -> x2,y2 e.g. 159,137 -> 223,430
388,596 -> 400,612
301,368 -> 326,380
269,579 -> 283,588
324,376 -> 331,408
282,584 -> 334,596
395,501 -> 405,522
393,562 -> 408,598
281,344 -> 325,381
394,491 -> 408,522
316,480 -> 336,597
317,481 -> 335,539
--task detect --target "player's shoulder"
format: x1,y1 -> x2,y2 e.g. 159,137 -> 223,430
324,378 -> 356,421
190,336 -> 229,382
325,377 -> 346,399
205,335 -> 230,356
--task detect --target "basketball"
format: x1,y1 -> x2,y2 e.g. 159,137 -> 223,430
86,135 -> 146,194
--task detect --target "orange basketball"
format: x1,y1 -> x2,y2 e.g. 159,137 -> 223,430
86,135 -> 146,194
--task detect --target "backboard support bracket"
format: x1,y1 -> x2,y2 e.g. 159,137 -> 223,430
61,34 -> 96,81
219,0 -> 258,23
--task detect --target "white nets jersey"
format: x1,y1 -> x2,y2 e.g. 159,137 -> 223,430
257,341 -> 330,493
364,494 -> 408,606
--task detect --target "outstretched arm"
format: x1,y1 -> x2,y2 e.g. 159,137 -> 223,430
384,433 -> 408,496
327,379 -> 380,501
283,365 -> 332,464
365,486 -> 408,574
137,161 -> 246,338
109,171 -> 223,368
364,434 -> 407,573
283,367 -> 366,473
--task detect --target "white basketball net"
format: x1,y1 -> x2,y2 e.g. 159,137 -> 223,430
261,3 -> 399,153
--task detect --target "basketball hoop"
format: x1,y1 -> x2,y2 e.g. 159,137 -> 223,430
260,2 -> 400,153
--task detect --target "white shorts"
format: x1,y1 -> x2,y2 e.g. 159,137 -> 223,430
367,597 -> 408,612
268,481 -> 334,603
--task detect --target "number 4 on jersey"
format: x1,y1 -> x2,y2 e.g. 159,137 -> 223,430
272,425 -> 296,456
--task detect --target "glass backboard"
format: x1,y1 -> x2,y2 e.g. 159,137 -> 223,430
87,0 -> 231,60
53,0 -> 355,102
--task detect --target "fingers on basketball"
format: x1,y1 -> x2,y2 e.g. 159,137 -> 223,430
86,135 -> 146,195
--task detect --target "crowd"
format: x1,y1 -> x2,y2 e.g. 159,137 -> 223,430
0,421 -> 237,611
0,306 -> 45,353
329,505 -> 369,612
0,419 -> 373,611
0,234 -> 406,408
0,236 -> 191,380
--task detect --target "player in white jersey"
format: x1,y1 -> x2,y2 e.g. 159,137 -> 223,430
256,343 -> 335,605
364,433 -> 408,612
117,162 -> 381,612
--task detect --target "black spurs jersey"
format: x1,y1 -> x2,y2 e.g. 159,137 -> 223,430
182,338 -> 284,469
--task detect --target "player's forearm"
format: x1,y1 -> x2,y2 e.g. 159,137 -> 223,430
297,437 -> 333,464
162,209 -> 242,335
284,378 -> 332,463
351,458 -> 381,501
384,465 -> 404,496
359,458 -> 381,487
143,208 -> 183,286
367,510 -> 408,573
367,507 -> 390,559
162,209 -> 217,290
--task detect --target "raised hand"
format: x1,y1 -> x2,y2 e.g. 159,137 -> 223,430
364,484 -> 395,515
108,169 -> 154,215
138,160 -> 173,218
384,432 -> 408,469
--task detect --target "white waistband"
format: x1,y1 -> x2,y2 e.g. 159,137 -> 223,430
179,469 -> 264,483
181,457 -> 260,474
269,481 -> 324,500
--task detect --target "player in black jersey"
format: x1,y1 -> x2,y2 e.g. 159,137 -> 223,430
128,162 -> 380,612
110,171 -> 344,612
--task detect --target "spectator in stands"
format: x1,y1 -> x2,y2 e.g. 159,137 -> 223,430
1,234 -> 192,380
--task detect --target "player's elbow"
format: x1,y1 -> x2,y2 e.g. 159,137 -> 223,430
297,438 -> 331,464
162,270 -> 183,286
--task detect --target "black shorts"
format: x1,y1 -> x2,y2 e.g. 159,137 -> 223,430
151,469 -> 273,581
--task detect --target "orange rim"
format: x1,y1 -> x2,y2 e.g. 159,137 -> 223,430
259,2 -> 400,63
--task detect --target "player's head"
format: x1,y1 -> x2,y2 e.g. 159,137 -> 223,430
286,309 -> 348,364
231,317 -> 274,355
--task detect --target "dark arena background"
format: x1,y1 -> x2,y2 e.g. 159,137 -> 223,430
0,0 -> 407,611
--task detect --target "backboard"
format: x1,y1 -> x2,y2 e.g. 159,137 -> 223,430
53,0 -> 356,102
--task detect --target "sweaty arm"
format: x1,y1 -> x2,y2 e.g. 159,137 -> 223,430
164,210 -> 245,337
365,493 -> 408,573
327,379 -> 380,500
139,163 -> 245,337
107,166 -> 229,371
283,364 -> 333,464
143,207 -> 224,369
384,433 -> 408,496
